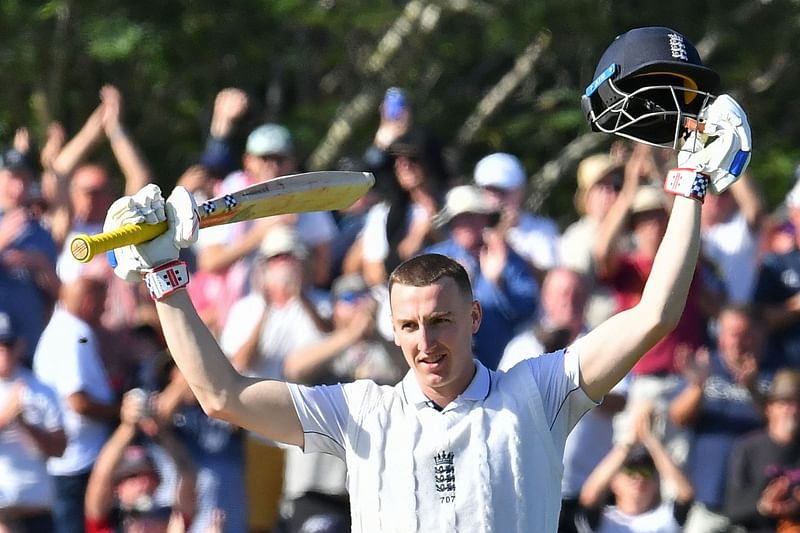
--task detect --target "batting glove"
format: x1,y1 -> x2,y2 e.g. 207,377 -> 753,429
677,94 -> 752,194
104,184 -> 198,282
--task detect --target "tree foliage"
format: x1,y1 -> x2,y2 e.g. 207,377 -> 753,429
1,0 -> 799,225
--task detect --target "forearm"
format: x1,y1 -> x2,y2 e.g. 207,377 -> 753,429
644,436 -> 694,503
669,383 -> 704,427
284,329 -> 357,383
85,423 -> 136,519
68,393 -> 120,423
108,129 -> 152,194
18,422 -> 66,457
579,443 -> 629,508
156,289 -> 245,418
51,109 -> 103,177
231,311 -> 267,371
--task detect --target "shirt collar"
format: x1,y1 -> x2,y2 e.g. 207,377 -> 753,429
401,359 -> 492,409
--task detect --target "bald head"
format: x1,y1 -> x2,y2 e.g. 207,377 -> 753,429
61,276 -> 107,326
71,164 -> 112,223
541,268 -> 588,330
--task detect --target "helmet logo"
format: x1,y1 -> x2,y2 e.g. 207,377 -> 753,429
668,33 -> 688,61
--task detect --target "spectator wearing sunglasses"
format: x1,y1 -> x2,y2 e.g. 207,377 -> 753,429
575,402 -> 694,533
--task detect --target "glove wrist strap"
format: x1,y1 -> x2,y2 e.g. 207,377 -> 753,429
664,168 -> 709,204
144,260 -> 190,301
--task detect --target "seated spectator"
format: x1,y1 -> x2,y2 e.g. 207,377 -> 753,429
724,369 -> 800,532
425,185 -> 539,370
0,309 -> 66,533
474,152 -> 560,280
752,180 -> 800,371
669,305 -> 769,533
577,403 -> 694,533
84,390 -> 196,533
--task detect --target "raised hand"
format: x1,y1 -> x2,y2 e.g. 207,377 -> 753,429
678,94 -> 752,194
675,344 -> 711,386
40,121 -> 66,170
210,88 -> 248,138
100,84 -> 124,136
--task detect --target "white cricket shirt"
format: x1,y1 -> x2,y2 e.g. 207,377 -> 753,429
288,347 -> 595,532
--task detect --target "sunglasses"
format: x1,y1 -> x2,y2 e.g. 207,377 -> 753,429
337,291 -> 367,304
621,466 -> 656,479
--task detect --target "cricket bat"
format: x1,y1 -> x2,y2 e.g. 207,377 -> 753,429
70,170 -> 375,263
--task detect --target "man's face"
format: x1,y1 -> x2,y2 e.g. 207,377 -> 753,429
718,311 -> 760,368
541,269 -> 586,328
116,470 -> 159,509
390,278 -> 480,402
244,153 -> 296,182
71,166 -> 112,224
450,213 -> 491,253
584,172 -> 622,219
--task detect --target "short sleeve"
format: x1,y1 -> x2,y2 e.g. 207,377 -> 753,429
525,348 -> 597,443
287,382 -> 351,459
361,203 -> 390,262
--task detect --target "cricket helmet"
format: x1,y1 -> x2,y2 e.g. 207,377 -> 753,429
582,27 -> 720,148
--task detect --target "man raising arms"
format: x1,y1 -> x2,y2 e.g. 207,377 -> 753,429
102,27 -> 751,532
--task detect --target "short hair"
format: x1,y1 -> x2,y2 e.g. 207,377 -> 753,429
388,253 -> 473,302
719,303 -> 762,327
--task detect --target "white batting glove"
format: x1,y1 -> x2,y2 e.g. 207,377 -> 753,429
104,184 -> 198,282
677,94 -> 752,194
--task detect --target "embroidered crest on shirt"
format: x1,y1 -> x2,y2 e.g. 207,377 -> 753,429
434,450 -> 456,502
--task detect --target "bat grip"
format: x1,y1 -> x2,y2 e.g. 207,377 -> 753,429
70,221 -> 168,263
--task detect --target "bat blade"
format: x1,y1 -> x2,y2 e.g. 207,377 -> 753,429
70,170 -> 374,263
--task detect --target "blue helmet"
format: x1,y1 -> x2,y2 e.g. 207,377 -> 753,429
582,27 -> 720,148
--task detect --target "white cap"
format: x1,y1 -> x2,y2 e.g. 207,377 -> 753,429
433,185 -> 500,227
246,124 -> 293,157
473,152 -> 526,190
258,225 -> 307,259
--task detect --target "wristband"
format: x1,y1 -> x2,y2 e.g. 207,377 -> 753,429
144,260 -> 189,301
664,168 -> 709,203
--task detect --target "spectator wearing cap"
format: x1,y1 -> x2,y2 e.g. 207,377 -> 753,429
577,403 -> 694,533
358,130 -> 446,287
0,148 -> 60,365
752,179 -> 800,372
217,224 -> 328,533
84,389 -> 196,533
725,369 -> 800,532
423,185 -> 539,370
191,121 -> 337,335
0,309 -> 66,532
33,273 -> 120,533
473,152 -> 560,279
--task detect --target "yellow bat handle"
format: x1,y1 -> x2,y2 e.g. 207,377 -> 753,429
70,221 -> 168,263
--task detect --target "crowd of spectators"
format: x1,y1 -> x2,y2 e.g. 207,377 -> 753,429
1,83 -> 799,533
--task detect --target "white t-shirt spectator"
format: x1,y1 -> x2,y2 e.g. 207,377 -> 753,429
34,308 -> 114,476
0,368 -> 63,508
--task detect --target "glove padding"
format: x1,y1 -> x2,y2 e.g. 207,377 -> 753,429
104,184 -> 198,282
678,94 -> 752,194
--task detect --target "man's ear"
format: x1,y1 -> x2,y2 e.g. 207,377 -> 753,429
471,300 -> 482,334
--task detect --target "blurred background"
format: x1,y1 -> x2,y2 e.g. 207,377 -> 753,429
0,0 -> 797,223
